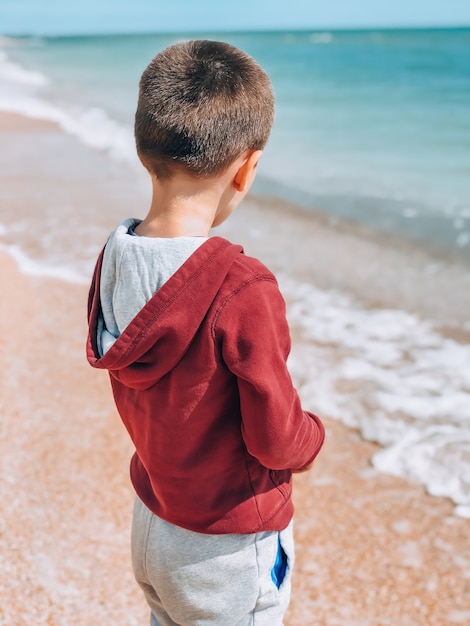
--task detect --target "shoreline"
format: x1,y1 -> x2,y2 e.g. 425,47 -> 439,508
2,110 -> 470,503
1,111 -> 470,622
223,192 -> 470,334
1,110 -> 469,330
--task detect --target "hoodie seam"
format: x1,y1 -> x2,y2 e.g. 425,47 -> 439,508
210,274 -> 277,341
242,447 -> 263,526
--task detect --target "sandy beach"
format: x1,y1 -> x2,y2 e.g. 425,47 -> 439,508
1,112 -> 470,625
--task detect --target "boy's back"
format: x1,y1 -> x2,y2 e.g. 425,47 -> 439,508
88,227 -> 323,534
87,40 -> 324,625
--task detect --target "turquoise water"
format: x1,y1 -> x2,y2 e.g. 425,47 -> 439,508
2,28 -> 470,256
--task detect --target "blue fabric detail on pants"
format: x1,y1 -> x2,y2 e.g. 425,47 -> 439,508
271,534 -> 288,589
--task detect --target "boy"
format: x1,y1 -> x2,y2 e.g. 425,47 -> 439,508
87,40 -> 325,626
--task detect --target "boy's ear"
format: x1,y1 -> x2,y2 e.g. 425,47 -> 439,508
233,150 -> 263,192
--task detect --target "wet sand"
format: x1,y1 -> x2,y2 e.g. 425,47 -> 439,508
1,112 -> 469,625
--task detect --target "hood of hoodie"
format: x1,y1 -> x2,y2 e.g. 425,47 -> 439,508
87,236 -> 243,390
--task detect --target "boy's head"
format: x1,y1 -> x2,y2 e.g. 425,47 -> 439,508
135,40 -> 274,180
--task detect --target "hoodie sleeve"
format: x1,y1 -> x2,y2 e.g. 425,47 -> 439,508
216,275 -> 325,471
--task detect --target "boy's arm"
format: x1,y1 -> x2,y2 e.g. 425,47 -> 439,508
217,276 -> 325,471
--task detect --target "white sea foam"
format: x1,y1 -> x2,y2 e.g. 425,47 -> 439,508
0,50 -> 49,86
280,275 -> 470,517
0,244 -> 89,284
0,49 -> 138,167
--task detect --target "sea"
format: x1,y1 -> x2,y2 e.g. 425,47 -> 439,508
1,28 -> 469,517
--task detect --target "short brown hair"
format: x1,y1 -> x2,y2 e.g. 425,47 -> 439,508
134,40 -> 274,179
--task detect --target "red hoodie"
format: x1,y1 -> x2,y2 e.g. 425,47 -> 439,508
87,236 -> 324,534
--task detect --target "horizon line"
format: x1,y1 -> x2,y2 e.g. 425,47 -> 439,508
2,23 -> 470,39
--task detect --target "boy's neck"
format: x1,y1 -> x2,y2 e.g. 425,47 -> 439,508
134,210 -> 211,238
135,171 -> 227,238
135,150 -> 261,237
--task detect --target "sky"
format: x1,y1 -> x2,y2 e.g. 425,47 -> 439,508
1,0 -> 470,35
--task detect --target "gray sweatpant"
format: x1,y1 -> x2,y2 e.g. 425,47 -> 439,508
131,496 -> 294,626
